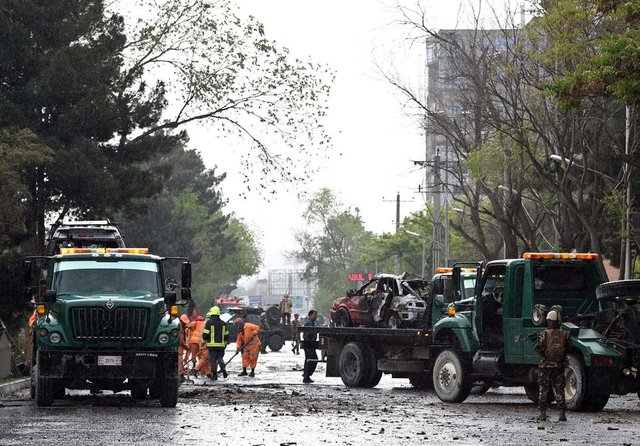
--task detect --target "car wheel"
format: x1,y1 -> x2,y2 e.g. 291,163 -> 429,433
384,311 -> 401,329
334,308 -> 353,327
432,349 -> 472,403
267,332 -> 284,351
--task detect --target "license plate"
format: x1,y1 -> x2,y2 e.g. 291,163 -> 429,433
97,355 -> 122,366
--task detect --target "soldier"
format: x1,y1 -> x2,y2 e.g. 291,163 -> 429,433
259,312 -> 270,354
302,310 -> 319,383
291,313 -> 301,355
534,309 -> 572,422
279,293 -> 292,325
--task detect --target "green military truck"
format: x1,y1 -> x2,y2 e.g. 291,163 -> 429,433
23,247 -> 191,407
302,252 -> 635,411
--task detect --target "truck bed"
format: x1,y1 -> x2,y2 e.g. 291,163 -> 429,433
299,326 -> 435,347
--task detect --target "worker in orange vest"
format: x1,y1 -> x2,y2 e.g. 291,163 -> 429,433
234,318 -> 261,377
186,315 -> 205,371
194,342 -> 212,378
178,314 -> 190,381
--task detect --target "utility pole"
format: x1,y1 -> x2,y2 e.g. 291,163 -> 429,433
383,192 -> 412,274
433,154 -> 441,272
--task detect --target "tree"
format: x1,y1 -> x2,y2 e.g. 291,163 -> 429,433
293,189 -> 374,313
0,0 -> 333,250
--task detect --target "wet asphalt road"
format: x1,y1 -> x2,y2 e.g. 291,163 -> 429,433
1,343 -> 640,445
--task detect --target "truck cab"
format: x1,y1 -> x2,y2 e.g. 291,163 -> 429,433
431,252 -> 622,410
24,247 -> 191,407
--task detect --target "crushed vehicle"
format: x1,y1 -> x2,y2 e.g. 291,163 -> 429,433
23,247 -> 191,407
46,219 -> 125,255
329,273 -> 428,328
302,252 -> 635,412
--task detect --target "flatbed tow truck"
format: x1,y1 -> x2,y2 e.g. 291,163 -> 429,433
301,252 -> 637,411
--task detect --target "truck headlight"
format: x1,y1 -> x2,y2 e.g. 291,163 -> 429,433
158,333 -> 170,344
532,304 -> 547,326
49,332 -> 62,344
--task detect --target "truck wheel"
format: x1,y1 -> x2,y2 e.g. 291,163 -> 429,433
130,380 -> 148,399
432,350 -> 472,403
339,342 -> 373,387
596,279 -> 640,301
268,332 -> 284,352
524,383 -> 539,403
35,351 -> 54,407
157,378 -> 179,408
565,354 -> 588,411
582,393 -> 610,412
361,344 -> 381,388
334,308 -> 353,327
409,373 -> 433,390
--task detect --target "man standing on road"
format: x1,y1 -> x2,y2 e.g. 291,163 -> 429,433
534,309 -> 572,422
291,313 -> 301,355
202,306 -> 229,380
302,309 -> 319,383
234,318 -> 261,377
259,312 -> 270,354
279,293 -> 292,325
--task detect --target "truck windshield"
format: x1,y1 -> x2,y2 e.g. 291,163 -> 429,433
52,260 -> 161,296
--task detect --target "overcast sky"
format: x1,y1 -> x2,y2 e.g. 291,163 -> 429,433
191,1 -> 522,278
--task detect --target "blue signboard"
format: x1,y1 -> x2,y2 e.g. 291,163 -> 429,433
248,295 -> 262,306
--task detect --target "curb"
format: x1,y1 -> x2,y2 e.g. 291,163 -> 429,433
0,378 -> 30,396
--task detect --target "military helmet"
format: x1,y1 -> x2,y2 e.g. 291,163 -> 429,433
547,309 -> 560,322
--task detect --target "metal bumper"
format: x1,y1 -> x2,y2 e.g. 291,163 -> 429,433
38,348 -> 177,379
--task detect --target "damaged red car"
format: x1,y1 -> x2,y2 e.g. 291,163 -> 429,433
329,273 -> 428,328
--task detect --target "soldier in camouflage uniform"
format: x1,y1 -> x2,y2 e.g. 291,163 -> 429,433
259,312 -> 270,354
534,309 -> 572,422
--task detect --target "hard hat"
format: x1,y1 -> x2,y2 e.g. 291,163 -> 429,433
207,306 -> 221,316
180,314 -> 189,324
547,310 -> 560,322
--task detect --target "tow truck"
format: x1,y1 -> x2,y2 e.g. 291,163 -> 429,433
23,247 -> 191,407
300,252 -> 628,411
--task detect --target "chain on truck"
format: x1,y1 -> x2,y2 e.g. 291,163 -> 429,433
301,252 -> 640,412
23,247 -> 192,407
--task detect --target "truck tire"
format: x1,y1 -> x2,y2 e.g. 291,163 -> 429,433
157,378 -> 179,408
130,380 -> 148,399
266,306 -> 281,325
267,332 -> 285,352
565,354 -> 588,411
409,373 -> 433,390
596,279 -> 640,301
334,308 -> 353,327
432,349 -> 472,403
339,342 -> 374,387
524,383 -> 540,403
361,344 -> 381,388
35,351 -> 54,407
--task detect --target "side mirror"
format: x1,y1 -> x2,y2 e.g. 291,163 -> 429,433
44,290 -> 57,303
452,267 -> 461,296
181,262 -> 191,288
164,290 -> 177,307
181,288 -> 191,301
434,295 -> 445,308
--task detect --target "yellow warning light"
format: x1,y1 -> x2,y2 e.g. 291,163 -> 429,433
447,304 -> 456,317
59,247 -> 149,255
36,304 -> 46,316
435,267 -> 453,273
522,252 -> 599,261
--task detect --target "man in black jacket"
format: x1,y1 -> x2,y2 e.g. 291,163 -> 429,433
302,310 -> 319,383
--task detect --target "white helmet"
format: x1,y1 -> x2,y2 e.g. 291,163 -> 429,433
547,310 -> 560,322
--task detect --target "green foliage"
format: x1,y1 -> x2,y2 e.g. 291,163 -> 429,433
293,189 -> 374,313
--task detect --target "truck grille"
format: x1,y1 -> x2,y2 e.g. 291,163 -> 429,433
71,307 -> 150,341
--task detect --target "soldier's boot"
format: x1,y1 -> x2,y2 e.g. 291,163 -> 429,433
536,410 -> 547,421
558,409 -> 567,422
